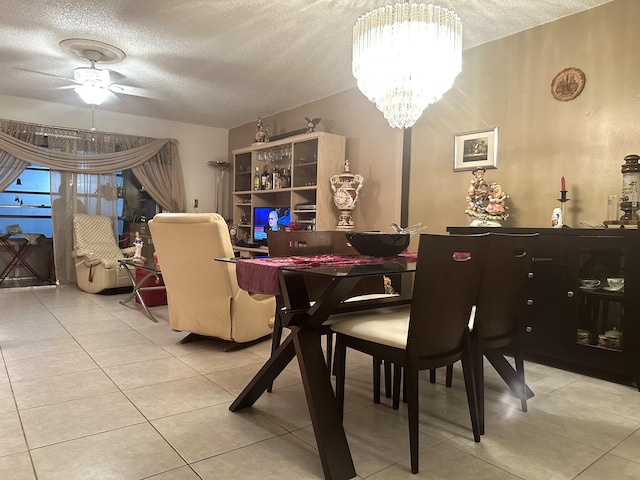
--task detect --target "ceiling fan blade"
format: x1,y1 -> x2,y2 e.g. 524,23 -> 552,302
109,84 -> 159,99
14,67 -> 77,83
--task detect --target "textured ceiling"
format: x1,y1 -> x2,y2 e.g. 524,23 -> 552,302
0,0 -> 614,130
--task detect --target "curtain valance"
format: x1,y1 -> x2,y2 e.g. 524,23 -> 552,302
0,129 -> 170,171
0,120 -> 186,212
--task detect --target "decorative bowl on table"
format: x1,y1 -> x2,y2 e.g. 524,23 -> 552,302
346,232 -> 410,257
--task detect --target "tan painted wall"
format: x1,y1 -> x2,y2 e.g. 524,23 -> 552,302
409,0 -> 639,235
229,89 -> 404,231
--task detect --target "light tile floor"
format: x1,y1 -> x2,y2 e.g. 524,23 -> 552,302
1,285 -> 639,479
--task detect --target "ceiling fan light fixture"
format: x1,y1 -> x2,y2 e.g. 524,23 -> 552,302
74,82 -> 110,105
74,66 -> 110,86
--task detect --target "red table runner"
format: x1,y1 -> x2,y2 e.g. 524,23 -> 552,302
235,252 -> 417,296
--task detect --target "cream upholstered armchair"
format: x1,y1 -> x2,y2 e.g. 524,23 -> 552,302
72,213 -> 136,294
148,213 -> 275,345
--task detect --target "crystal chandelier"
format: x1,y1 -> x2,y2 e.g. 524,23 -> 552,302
352,2 -> 462,128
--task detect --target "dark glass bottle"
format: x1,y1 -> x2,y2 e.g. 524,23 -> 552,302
261,165 -> 270,190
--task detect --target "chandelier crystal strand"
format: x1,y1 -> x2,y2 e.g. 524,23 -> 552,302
353,3 -> 462,128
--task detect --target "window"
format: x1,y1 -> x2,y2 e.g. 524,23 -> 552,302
0,165 -> 53,237
0,164 -> 127,238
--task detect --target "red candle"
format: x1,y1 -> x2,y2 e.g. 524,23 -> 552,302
561,176 -> 565,191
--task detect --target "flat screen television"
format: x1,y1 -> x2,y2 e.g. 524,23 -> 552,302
253,206 -> 291,243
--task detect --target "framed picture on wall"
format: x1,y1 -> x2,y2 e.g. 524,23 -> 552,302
453,127 -> 498,171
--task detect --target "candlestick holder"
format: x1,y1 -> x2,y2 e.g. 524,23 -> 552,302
557,190 -> 569,228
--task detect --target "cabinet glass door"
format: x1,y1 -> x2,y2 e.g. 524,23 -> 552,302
292,139 -> 318,188
234,152 -> 252,192
576,239 -> 625,352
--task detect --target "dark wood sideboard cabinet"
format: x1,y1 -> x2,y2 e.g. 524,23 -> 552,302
448,227 -> 640,390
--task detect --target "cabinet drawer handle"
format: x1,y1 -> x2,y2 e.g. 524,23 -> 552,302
528,272 -> 534,279
567,291 -> 574,298
532,257 -> 554,262
526,299 -> 534,305
525,326 -> 532,333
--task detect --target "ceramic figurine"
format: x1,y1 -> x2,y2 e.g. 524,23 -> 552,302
465,167 -> 509,227
133,231 -> 144,258
465,167 -> 490,215
305,117 -> 321,133
486,182 -> 508,214
254,117 -> 266,143
228,224 -> 237,244
551,207 -> 563,228
383,276 -> 397,295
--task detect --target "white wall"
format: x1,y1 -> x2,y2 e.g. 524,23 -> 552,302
0,94 -> 229,216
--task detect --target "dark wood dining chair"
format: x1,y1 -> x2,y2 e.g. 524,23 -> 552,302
266,230 -> 408,392
468,232 -> 536,433
331,233 -> 487,474
433,232 -> 536,433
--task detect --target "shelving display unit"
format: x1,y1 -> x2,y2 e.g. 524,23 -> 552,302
232,132 -> 346,246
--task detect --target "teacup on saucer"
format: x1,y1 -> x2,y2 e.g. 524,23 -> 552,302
606,277 -> 624,291
579,278 -> 600,289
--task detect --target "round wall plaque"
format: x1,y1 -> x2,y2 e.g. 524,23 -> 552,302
551,67 -> 586,101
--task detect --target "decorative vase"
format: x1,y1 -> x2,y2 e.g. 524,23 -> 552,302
551,207 -> 563,228
620,154 -> 640,221
330,160 -> 364,231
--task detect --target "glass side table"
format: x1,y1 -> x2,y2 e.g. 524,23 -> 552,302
118,259 -> 166,322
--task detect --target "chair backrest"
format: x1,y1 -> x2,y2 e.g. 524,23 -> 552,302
408,233 -> 488,359
330,231 -> 359,256
72,213 -> 124,268
148,213 -> 238,323
266,230 -> 385,299
475,233 -> 536,342
266,230 -> 333,257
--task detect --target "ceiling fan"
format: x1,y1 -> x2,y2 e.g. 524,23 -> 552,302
58,38 -> 132,106
16,38 -> 151,107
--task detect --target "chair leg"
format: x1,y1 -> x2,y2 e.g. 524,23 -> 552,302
477,355 -> 485,435
445,364 -> 453,387
429,368 -> 436,383
392,364 -> 402,410
514,326 -> 528,412
374,358 -> 396,405
461,342 -> 481,443
515,353 -> 527,412
403,367 -> 407,404
326,332 -> 333,376
373,357 -> 381,404
384,360 -> 392,398
473,338 -> 485,436
406,364 -> 420,474
334,336 -> 347,420
267,310 -> 283,393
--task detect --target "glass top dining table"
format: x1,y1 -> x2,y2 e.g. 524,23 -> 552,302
222,252 -> 417,480
230,252 -> 417,296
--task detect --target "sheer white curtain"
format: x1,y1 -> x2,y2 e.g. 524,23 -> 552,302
50,171 -> 118,284
0,119 -> 187,286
